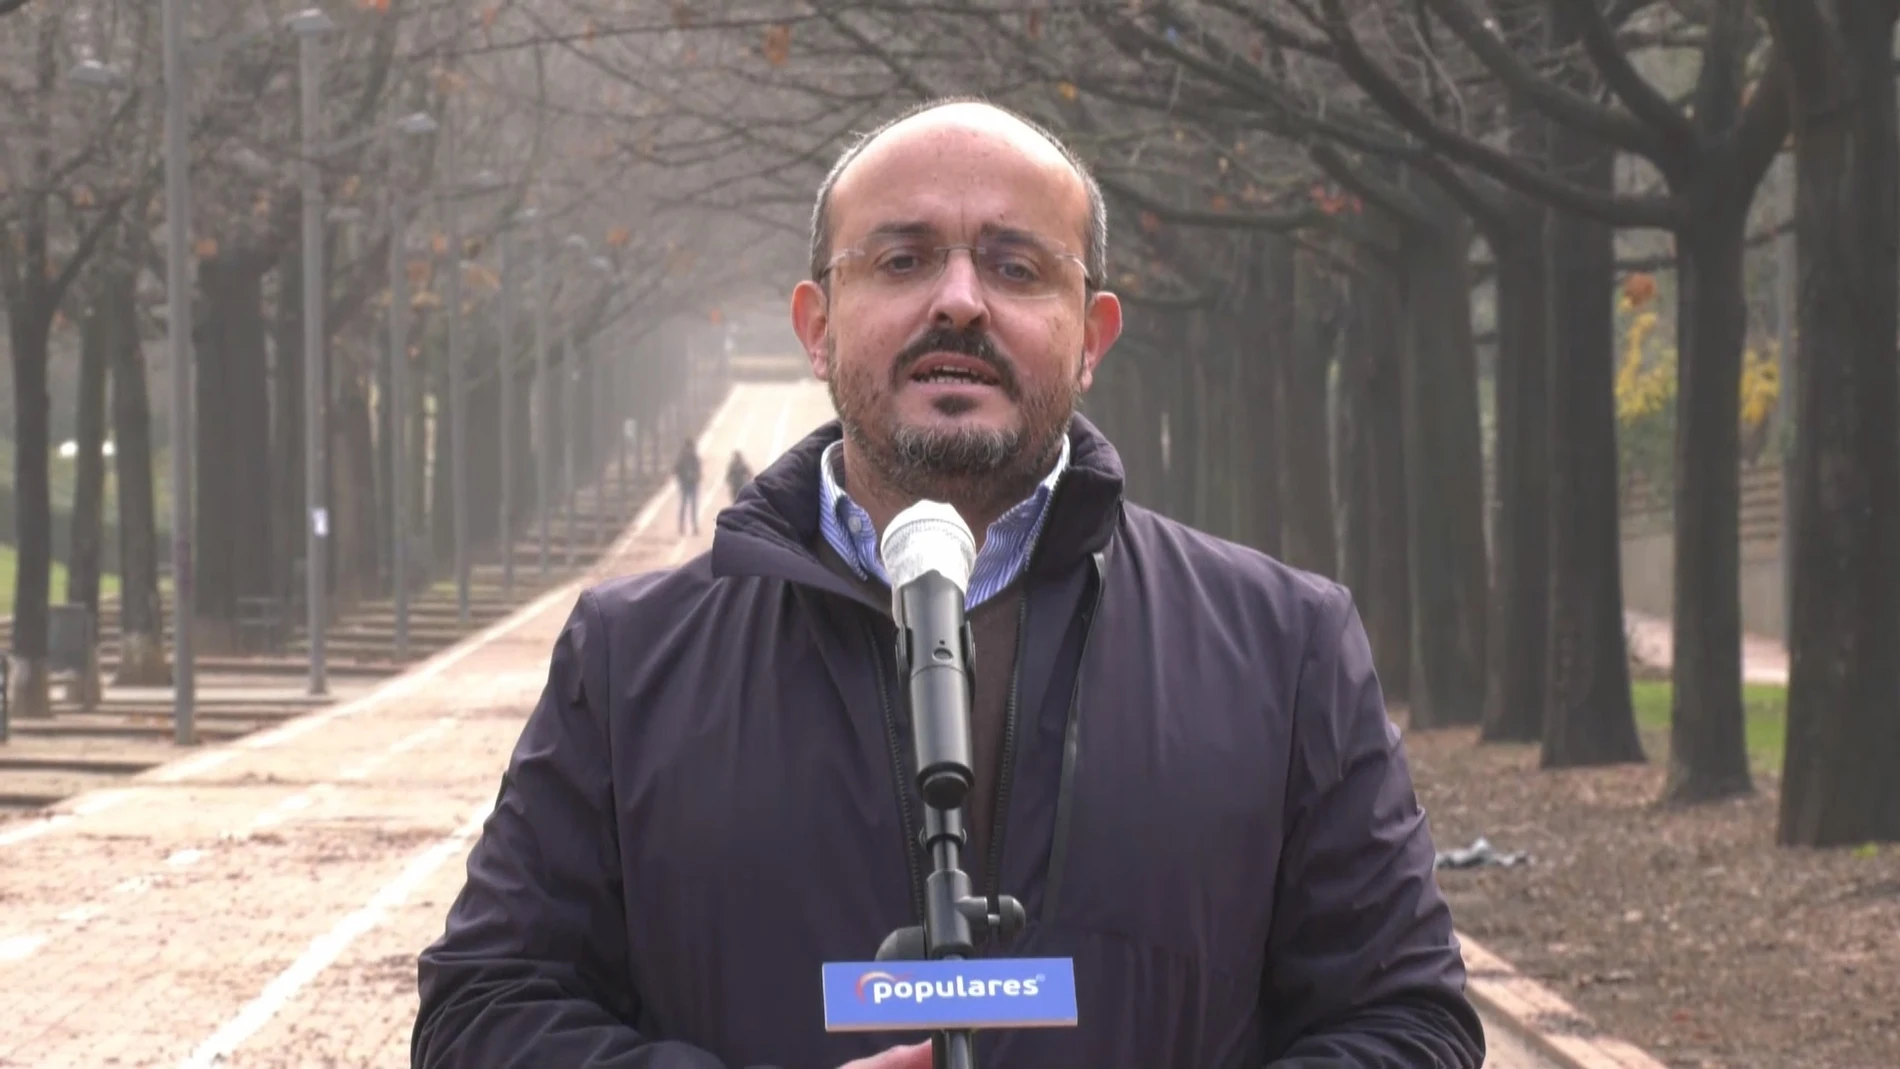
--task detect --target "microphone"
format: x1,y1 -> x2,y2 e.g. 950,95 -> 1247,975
881,501 -> 978,812
818,502 -> 1076,1066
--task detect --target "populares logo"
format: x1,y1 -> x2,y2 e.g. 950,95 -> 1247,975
855,969 -> 1045,1006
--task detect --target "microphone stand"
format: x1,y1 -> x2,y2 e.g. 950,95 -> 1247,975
875,569 -> 1027,1069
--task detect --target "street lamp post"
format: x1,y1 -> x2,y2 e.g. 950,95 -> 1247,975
160,0 -> 196,744
498,224 -> 517,596
441,117 -> 470,628
562,328 -> 578,564
289,7 -> 336,697
384,110 -> 436,661
520,210 -> 551,579
388,200 -> 411,660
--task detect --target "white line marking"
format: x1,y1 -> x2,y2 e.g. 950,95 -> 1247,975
0,814 -> 70,848
0,788 -> 146,847
175,800 -> 494,1069
0,934 -> 47,962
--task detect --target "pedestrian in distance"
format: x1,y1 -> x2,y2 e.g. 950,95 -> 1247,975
674,437 -> 702,537
726,449 -> 754,504
413,96 -> 1485,1069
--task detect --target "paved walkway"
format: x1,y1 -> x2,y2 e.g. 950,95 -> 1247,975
1625,610 -> 1790,684
0,379 -> 1554,1069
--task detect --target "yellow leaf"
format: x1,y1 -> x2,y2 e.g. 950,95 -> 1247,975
431,233 -> 449,256
73,185 -> 96,208
1055,81 -> 1078,102
195,237 -> 219,259
1209,193 -> 1230,211
481,6 -> 499,30
341,175 -> 361,199
606,227 -> 631,248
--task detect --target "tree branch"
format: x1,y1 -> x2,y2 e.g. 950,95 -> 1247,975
1405,0 -> 1669,160
1311,0 -> 1684,229
1551,0 -> 1702,151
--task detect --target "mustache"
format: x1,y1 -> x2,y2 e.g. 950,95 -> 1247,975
891,327 -> 1019,397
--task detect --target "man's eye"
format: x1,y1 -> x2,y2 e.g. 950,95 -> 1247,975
990,258 -> 1040,283
875,248 -> 929,273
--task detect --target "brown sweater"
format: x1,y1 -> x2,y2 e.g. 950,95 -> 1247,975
814,537 -> 1024,894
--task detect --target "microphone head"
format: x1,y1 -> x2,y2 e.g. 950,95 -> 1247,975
880,500 -> 976,594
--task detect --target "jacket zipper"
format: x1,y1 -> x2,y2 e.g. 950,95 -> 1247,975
1040,552 -> 1108,925
981,590 -> 1033,910
866,621 -> 927,925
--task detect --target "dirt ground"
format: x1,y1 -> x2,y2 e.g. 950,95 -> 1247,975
1404,722 -> 1900,1069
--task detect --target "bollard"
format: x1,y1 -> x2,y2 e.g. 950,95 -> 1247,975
0,653 -> 10,743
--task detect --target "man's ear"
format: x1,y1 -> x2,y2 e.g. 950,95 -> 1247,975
1076,289 -> 1123,393
791,280 -> 831,380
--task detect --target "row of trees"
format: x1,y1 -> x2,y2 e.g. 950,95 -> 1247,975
6,0 -> 1894,846
494,0 -> 1886,846
1,0 -> 762,716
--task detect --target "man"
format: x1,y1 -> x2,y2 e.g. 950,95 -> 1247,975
675,437 -> 702,536
726,449 -> 754,504
413,98 -> 1484,1069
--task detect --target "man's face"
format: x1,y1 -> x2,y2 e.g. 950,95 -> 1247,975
792,107 -> 1122,505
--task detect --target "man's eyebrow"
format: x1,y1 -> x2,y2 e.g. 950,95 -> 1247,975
861,220 -> 939,242
975,224 -> 1052,248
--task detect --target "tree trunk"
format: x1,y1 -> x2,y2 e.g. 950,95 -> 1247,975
1337,280 -> 1376,611
1541,134 -> 1645,766
1398,222 -> 1489,727
431,335 -> 454,566
107,261 -> 168,686
1664,209 -> 1756,802
193,254 -> 277,652
69,278 -> 112,621
332,343 -> 380,608
1278,252 -> 1339,576
1772,0 -> 1900,846
1343,268 -> 1411,702
6,306 -> 55,718
273,244 -> 305,613
1480,226 -> 1552,743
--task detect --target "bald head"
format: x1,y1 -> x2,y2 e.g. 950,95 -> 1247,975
808,97 -> 1107,287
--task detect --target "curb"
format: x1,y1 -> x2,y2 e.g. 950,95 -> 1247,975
1460,934 -> 1672,1069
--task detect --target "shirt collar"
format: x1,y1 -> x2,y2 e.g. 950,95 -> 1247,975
817,433 -> 1069,590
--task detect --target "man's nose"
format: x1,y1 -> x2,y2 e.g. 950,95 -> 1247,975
927,249 -> 989,329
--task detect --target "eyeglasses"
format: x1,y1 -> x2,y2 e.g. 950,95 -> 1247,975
822,233 -> 1092,301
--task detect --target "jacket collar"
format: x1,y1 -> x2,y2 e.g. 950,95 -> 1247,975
710,412 -> 1126,606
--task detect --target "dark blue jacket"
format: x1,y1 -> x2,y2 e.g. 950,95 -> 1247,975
413,415 -> 1484,1069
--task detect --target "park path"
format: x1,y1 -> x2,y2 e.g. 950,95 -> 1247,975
0,378 -> 1555,1069
1625,610 -> 1789,684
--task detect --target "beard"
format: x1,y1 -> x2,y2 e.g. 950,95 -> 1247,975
827,326 -> 1080,509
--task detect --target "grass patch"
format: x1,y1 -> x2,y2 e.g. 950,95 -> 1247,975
1630,679 -> 1788,772
0,543 -> 121,618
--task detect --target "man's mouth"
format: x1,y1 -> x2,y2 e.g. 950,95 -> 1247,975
909,354 -> 1002,387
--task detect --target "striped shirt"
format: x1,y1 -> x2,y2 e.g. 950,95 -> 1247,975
817,435 -> 1070,609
